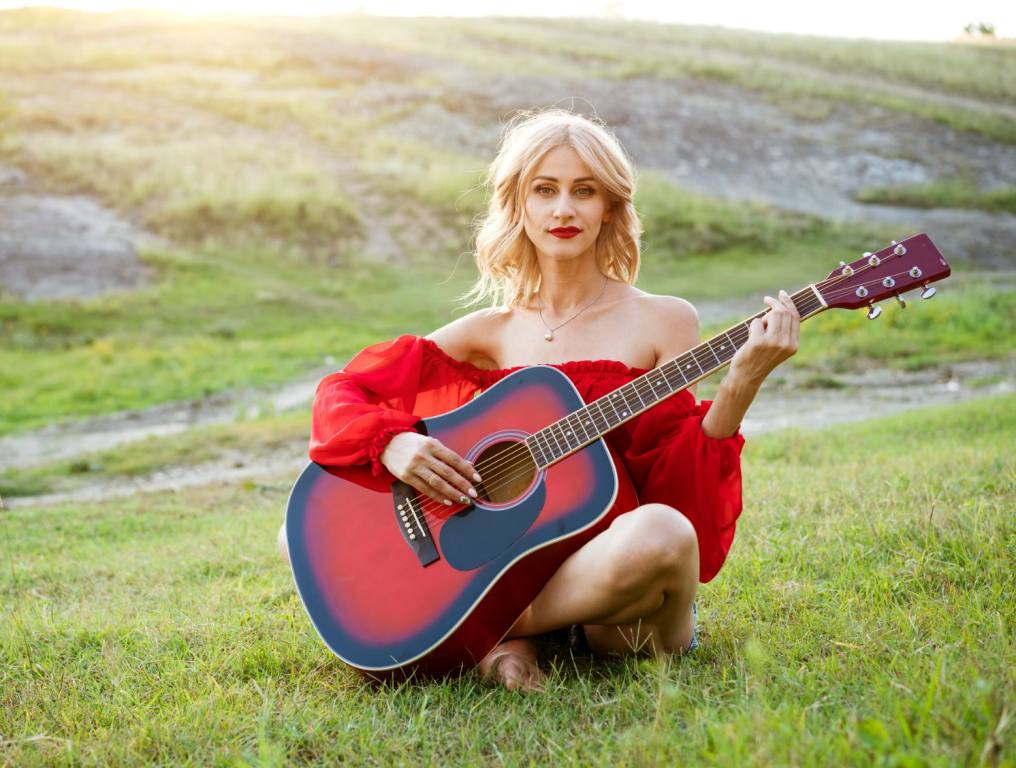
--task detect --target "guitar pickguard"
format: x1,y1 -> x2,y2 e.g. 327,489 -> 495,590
439,476 -> 546,571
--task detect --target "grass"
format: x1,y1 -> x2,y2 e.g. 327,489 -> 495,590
794,283 -> 1016,371
855,177 -> 1016,214
313,14 -> 1016,144
2,394 -> 1012,765
0,249 -> 466,436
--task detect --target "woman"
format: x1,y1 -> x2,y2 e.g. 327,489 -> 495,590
279,108 -> 800,692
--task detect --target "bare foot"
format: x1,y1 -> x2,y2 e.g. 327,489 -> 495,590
476,638 -> 547,693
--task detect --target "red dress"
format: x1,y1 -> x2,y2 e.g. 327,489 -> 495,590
309,334 -> 745,583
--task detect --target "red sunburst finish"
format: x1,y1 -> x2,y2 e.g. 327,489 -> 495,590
287,366 -> 637,681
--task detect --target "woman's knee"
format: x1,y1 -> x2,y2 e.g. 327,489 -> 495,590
277,523 -> 289,564
606,504 -> 698,590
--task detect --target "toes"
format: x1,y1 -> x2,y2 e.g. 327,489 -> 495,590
478,652 -> 546,693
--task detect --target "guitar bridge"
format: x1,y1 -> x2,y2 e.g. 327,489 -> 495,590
391,480 -> 440,567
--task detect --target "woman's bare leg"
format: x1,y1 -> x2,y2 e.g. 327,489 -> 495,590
507,503 -> 699,657
475,637 -> 546,692
279,505 -> 698,689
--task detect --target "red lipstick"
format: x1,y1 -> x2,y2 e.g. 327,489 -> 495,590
550,227 -> 581,239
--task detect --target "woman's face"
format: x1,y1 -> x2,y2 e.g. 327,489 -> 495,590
523,145 -> 611,264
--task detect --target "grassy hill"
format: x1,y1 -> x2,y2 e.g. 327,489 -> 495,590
0,10 -> 1012,433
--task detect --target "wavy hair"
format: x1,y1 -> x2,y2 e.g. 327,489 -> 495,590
458,108 -> 642,309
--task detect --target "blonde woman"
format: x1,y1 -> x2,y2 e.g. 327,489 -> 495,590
281,108 -> 800,692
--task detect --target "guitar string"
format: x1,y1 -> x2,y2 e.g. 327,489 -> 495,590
405,261 -> 922,526
415,254 -> 908,514
404,260 -> 925,525
405,263 -> 922,528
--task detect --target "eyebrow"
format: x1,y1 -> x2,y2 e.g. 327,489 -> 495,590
532,176 -> 596,183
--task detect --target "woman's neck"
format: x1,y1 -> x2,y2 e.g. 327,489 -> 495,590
536,262 -> 610,315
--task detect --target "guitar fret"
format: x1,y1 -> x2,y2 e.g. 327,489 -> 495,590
680,352 -> 704,380
648,370 -> 665,398
704,339 -> 723,367
580,408 -> 598,441
563,414 -> 582,448
670,360 -> 689,388
528,434 -> 544,465
718,331 -> 736,361
613,390 -> 629,420
550,421 -> 566,454
614,389 -> 634,420
605,392 -> 622,424
537,427 -> 557,462
629,379 -> 648,409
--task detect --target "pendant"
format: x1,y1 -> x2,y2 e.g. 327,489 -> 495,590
544,331 -> 553,341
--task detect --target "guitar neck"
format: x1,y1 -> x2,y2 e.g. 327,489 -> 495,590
523,286 -> 828,469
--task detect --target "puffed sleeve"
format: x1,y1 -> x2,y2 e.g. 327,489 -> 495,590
309,335 -> 428,477
621,393 -> 745,583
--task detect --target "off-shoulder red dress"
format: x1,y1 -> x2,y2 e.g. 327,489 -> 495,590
309,334 -> 745,583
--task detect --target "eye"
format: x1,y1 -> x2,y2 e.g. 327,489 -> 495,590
576,187 -> 594,196
535,185 -> 554,195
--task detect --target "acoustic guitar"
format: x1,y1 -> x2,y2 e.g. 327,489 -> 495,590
285,233 -> 950,681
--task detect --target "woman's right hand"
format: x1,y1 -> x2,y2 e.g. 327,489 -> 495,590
380,431 -> 483,507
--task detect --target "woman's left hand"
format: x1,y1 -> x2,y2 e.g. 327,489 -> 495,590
728,289 -> 800,387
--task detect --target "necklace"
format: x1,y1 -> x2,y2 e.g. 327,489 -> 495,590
537,274 -> 609,342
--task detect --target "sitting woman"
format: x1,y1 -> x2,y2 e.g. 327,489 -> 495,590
279,107 -> 799,692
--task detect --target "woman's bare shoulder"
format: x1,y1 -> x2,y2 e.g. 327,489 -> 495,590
635,292 -> 700,362
638,292 -> 699,323
424,306 -> 511,368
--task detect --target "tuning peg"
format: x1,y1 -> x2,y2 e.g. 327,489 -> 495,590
896,295 -> 907,309
867,304 -> 883,320
921,285 -> 937,300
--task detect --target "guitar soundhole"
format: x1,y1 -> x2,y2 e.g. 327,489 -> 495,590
474,440 -> 537,504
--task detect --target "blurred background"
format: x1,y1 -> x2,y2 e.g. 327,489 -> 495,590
0,1 -> 1013,499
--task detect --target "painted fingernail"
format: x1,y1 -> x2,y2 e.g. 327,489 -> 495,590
444,499 -> 452,506
459,495 -> 469,504
473,473 -> 482,482
468,488 -> 478,498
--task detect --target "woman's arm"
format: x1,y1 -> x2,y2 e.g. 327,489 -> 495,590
701,290 -> 800,439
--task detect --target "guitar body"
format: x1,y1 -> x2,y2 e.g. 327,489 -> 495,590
285,365 -> 638,681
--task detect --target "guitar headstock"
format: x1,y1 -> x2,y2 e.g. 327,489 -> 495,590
816,234 -> 950,315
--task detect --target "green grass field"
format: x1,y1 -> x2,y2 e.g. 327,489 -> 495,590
2,395 -> 1012,765
856,178 -> 1016,214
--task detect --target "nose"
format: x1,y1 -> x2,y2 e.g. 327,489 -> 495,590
553,194 -> 576,221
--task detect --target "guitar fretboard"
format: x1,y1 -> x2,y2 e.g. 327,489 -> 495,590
523,287 -> 826,468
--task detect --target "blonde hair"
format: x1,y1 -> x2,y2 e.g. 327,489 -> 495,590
459,108 -> 642,309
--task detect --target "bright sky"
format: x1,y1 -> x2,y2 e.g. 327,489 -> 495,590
1,0 -> 1013,41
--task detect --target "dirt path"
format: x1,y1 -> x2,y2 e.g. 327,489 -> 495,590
0,366 -> 330,472
4,358 -> 1011,508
